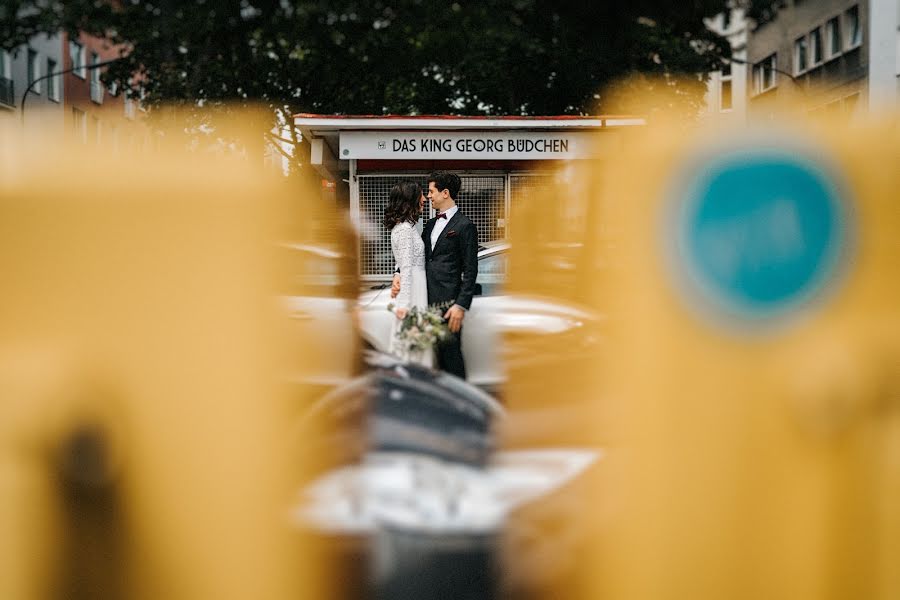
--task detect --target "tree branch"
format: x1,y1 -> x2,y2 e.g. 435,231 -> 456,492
264,132 -> 295,161
266,130 -> 299,146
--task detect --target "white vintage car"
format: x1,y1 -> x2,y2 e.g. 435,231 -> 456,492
282,243 -> 360,392
356,242 -> 599,390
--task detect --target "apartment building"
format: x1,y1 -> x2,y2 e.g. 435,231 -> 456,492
747,0 -> 889,119
1,28 -> 149,149
0,32 -> 65,133
703,0 -> 898,121
63,31 -> 145,150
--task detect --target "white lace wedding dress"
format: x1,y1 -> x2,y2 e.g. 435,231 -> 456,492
388,221 -> 433,368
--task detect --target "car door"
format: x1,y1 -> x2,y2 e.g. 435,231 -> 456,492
461,248 -> 508,389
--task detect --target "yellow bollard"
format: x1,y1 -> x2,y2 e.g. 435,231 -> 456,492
0,114 -> 344,600
503,108 -> 899,599
587,115 -> 900,600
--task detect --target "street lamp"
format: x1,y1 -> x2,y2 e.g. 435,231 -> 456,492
19,56 -> 121,124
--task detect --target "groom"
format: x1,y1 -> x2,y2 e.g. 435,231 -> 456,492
392,171 -> 478,379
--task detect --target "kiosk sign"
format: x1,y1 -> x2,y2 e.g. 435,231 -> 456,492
668,145 -> 851,327
340,131 -> 600,160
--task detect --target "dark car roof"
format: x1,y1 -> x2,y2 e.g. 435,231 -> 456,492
304,352 -> 504,466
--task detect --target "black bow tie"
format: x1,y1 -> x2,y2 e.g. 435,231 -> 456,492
437,212 -> 448,220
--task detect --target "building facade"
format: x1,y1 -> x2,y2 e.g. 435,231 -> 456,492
295,115 -> 643,281
747,0 -> 872,119
0,32 -> 65,133
1,28 -> 148,149
62,31 -> 143,149
704,0 -> 898,121
866,0 -> 900,111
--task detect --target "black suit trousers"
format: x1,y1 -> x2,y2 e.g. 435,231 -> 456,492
436,327 -> 465,380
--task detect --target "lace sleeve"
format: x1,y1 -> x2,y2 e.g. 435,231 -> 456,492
393,225 -> 414,309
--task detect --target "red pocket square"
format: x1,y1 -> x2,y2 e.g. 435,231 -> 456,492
446,230 -> 458,237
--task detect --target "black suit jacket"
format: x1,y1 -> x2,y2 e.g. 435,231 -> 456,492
422,210 -> 479,310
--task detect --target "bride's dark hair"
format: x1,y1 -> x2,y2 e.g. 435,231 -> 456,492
383,180 -> 422,230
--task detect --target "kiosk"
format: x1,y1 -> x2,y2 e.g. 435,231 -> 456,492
294,114 -> 643,282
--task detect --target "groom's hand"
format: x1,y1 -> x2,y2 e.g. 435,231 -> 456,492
444,305 -> 465,333
390,274 -> 401,298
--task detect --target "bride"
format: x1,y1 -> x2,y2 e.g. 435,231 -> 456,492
383,180 -> 432,367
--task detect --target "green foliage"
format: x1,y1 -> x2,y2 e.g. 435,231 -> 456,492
4,1 -> 733,160
740,0 -> 784,26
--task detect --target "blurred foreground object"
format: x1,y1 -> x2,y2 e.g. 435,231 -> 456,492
594,114 -> 897,598
505,105 -> 898,598
0,115 -> 330,599
293,353 -> 598,600
294,354 -> 503,600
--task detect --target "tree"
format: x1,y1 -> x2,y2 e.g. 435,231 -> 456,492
3,1 -> 735,170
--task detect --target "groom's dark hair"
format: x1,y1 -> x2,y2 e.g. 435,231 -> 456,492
427,171 -> 461,200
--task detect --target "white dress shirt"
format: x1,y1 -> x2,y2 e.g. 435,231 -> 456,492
430,204 -> 458,251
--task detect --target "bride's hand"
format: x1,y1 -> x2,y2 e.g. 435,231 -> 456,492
395,307 -> 408,320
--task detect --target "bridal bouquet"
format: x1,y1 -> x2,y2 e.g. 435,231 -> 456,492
387,301 -> 453,353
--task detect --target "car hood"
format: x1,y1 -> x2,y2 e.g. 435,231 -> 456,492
358,286 -> 392,309
479,295 -> 603,335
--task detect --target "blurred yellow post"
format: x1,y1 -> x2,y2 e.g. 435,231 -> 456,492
586,114 -> 899,599
505,104 -> 899,599
0,113 -> 327,600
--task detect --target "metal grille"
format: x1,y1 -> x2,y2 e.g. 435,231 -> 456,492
357,174 -> 506,279
509,174 -> 553,213
454,175 -> 506,246
357,175 -> 429,279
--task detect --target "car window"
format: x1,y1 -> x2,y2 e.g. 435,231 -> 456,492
478,251 -> 507,296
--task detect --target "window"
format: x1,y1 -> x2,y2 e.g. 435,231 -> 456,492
0,50 -> 12,107
90,52 -> 103,104
0,49 -> 10,79
825,17 -> 841,58
753,54 -> 777,94
794,37 -> 808,73
721,80 -> 733,110
810,92 -> 862,120
844,92 -> 860,115
845,5 -> 861,48
46,58 -> 59,102
72,107 -> 87,143
810,28 -> 823,65
70,41 -> 86,78
720,79 -> 733,111
478,250 -> 508,294
720,59 -> 733,111
27,48 -> 41,94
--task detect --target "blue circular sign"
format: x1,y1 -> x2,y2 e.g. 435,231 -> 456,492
670,146 -> 850,326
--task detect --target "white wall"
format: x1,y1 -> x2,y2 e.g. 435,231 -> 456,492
867,0 -> 900,111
